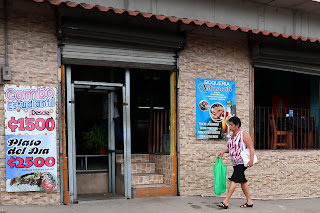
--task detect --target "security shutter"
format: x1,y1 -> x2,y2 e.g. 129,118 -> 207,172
251,44 -> 320,76
60,20 -> 185,70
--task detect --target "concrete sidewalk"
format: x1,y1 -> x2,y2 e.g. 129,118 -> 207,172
2,196 -> 320,213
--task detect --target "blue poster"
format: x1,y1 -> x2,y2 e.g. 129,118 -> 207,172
196,78 -> 236,139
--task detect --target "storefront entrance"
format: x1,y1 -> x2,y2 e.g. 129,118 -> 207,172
59,15 -> 183,202
65,65 -> 131,202
64,65 -> 174,202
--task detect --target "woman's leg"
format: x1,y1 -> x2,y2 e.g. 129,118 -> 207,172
240,182 -> 253,205
221,181 -> 237,205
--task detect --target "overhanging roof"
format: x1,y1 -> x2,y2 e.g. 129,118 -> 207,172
33,0 -> 320,43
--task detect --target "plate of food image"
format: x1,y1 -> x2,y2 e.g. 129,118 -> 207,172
7,171 -> 57,192
209,103 -> 225,122
7,172 -> 41,192
40,172 -> 57,191
199,100 -> 209,111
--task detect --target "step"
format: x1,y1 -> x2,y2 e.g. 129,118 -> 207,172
131,173 -> 164,185
120,162 -> 155,175
116,154 -> 150,164
131,183 -> 172,189
132,184 -> 174,198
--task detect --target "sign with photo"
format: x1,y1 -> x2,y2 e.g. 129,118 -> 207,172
196,78 -> 236,139
4,85 -> 57,192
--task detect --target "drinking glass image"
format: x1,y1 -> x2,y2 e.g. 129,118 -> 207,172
222,101 -> 232,135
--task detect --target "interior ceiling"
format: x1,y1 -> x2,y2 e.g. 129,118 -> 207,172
249,0 -> 320,14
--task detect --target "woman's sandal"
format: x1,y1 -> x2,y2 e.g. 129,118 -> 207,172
217,202 -> 229,209
240,203 -> 253,208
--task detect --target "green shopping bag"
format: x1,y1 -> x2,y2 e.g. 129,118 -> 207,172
213,156 -> 227,195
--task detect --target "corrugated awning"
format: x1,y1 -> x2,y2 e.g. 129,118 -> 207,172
33,0 -> 320,43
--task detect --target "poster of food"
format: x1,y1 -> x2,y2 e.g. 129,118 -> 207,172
4,85 -> 57,192
196,78 -> 236,139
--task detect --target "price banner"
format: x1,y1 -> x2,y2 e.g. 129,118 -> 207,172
4,85 -> 57,192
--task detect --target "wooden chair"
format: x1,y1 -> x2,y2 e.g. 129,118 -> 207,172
269,115 -> 293,149
305,116 -> 314,149
294,116 -> 314,149
304,131 -> 313,149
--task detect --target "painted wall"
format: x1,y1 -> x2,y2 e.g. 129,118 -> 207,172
77,173 -> 109,194
57,0 -> 320,39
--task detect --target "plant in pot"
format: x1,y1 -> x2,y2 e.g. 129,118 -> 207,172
83,124 -> 108,155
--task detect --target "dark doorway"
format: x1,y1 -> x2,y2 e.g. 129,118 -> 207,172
130,70 -> 170,154
71,66 -> 171,154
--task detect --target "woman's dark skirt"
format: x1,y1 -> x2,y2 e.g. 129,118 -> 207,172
228,164 -> 247,183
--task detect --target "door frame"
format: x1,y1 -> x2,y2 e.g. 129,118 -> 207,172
65,66 -> 132,203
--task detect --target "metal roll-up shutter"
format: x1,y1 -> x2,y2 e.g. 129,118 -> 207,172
60,19 -> 185,70
62,41 -> 177,70
251,44 -> 320,76
253,58 -> 320,76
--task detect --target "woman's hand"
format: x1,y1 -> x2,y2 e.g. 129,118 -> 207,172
247,159 -> 253,167
218,151 -> 226,157
218,149 -> 228,157
218,152 -> 225,157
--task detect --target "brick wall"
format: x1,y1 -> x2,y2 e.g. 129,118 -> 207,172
0,10 -> 59,205
178,33 -> 320,199
178,33 -> 250,196
150,155 -> 173,185
239,150 -> 320,198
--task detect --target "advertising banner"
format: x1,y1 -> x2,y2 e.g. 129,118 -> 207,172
196,78 -> 236,139
4,85 -> 57,192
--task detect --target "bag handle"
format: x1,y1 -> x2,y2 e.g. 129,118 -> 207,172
216,156 -> 222,163
240,131 -> 245,151
234,130 -> 244,151
240,131 -> 256,156
240,131 -> 256,151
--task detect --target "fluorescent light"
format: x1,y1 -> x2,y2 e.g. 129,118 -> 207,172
138,106 -> 165,109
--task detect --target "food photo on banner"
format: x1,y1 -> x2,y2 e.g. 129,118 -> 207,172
196,78 -> 236,139
4,85 -> 57,192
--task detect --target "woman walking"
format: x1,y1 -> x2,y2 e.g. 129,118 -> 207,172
217,116 -> 255,209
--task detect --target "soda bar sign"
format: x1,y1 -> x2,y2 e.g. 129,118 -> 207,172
196,78 -> 236,140
4,85 -> 57,192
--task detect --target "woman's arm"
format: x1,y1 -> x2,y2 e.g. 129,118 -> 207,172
242,131 -> 254,167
